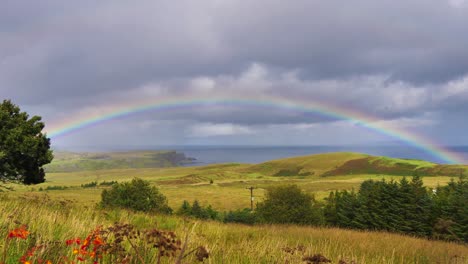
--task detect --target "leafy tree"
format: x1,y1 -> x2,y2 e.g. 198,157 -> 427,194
0,100 -> 53,184
256,185 -> 323,225
100,178 -> 172,213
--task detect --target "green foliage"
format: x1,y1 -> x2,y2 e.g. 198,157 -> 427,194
81,181 -> 98,188
325,176 -> 468,242
176,200 -> 219,220
256,185 -> 324,225
100,178 -> 172,213
0,100 -> 53,184
99,180 -> 118,186
224,208 -> 257,225
432,176 -> 468,242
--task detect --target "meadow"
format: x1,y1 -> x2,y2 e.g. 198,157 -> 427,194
27,152 -> 464,210
0,195 -> 467,264
1,151 -> 467,263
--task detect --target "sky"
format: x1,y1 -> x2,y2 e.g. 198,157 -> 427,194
1,0 -> 468,150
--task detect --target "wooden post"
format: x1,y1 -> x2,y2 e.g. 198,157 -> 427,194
246,186 -> 257,211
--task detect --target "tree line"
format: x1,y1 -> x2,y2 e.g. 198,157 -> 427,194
324,176 -> 467,242
100,176 -> 467,243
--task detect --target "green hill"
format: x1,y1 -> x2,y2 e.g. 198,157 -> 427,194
244,152 -> 467,177
44,150 -> 195,172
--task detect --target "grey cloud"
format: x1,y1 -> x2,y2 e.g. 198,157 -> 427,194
2,0 -> 468,147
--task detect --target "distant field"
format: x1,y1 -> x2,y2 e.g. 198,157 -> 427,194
10,152 -> 466,211
44,150 -> 195,172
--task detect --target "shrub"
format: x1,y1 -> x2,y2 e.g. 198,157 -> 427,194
100,178 -> 172,213
224,208 -> 257,225
176,200 -> 219,220
41,185 -> 69,191
256,185 -> 324,225
99,180 -> 118,186
81,181 -> 97,188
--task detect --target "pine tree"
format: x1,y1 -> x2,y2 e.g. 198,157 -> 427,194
177,200 -> 192,216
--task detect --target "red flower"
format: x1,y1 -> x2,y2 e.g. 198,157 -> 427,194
7,225 -> 29,239
66,238 -> 81,246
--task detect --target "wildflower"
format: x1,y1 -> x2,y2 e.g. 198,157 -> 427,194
66,238 -> 81,245
92,236 -> 104,246
7,225 -> 29,239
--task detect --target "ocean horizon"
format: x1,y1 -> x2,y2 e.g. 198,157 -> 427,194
54,145 -> 468,165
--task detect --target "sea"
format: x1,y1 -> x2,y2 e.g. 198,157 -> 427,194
60,145 -> 468,165
164,145 -> 468,165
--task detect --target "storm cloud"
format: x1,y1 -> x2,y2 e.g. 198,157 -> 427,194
1,0 -> 468,148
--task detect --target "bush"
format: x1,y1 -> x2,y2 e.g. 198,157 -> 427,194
81,181 -> 97,188
224,208 -> 257,225
176,200 -> 219,220
99,180 -> 118,186
100,178 -> 172,213
256,185 -> 324,225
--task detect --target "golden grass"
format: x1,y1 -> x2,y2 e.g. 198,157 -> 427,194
0,195 -> 466,264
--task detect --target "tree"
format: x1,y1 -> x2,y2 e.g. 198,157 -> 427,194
0,100 -> 53,184
256,185 -> 323,225
100,178 -> 172,213
177,200 -> 192,216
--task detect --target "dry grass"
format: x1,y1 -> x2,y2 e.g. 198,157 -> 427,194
0,195 -> 466,264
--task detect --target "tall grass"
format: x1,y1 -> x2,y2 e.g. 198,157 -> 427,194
0,194 -> 466,264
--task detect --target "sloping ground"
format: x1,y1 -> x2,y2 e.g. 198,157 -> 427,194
323,156 -> 467,177
244,152 -> 369,176
244,152 -> 468,177
44,150 -> 195,172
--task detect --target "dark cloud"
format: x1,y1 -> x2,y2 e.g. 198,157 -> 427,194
1,0 -> 468,147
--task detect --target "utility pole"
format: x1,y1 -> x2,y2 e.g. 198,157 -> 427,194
246,186 -> 257,211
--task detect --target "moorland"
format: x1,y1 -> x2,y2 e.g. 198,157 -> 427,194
1,151 -> 467,263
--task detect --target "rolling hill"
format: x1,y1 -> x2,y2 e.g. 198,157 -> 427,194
244,152 -> 467,177
44,150 -> 196,172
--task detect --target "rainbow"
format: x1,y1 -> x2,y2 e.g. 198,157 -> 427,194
45,96 -> 465,164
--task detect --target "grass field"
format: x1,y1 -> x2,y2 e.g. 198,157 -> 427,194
0,195 -> 466,264
2,151 -> 467,263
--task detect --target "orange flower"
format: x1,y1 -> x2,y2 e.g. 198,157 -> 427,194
8,225 -> 29,239
66,238 -> 81,245
92,236 -> 104,246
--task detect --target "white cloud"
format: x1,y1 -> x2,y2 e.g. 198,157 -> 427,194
188,123 -> 254,137
449,0 -> 467,8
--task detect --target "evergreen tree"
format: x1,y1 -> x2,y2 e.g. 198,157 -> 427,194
406,175 -> 433,236
177,200 -> 192,216
334,190 -> 359,228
